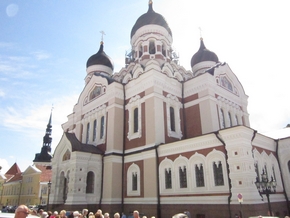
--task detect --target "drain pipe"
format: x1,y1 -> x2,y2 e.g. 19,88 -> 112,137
99,154 -> 104,209
121,83 -> 126,213
214,131 -> 232,218
154,144 -> 161,218
181,81 -> 187,139
275,139 -> 290,214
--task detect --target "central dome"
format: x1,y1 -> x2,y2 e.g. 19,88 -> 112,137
130,1 -> 172,38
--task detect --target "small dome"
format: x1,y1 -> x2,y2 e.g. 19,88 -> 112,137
130,1 -> 172,38
191,38 -> 219,68
86,42 -> 114,70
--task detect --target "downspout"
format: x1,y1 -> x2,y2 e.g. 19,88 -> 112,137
154,144 -> 161,218
275,139 -> 290,214
214,131 -> 232,218
99,154 -> 104,208
181,81 -> 187,139
121,83 -> 126,213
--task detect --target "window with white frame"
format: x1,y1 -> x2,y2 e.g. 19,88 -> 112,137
220,108 -> 225,129
213,161 -> 224,186
127,163 -> 140,196
127,95 -> 142,140
195,164 -> 205,187
165,168 -> 172,189
166,94 -> 182,139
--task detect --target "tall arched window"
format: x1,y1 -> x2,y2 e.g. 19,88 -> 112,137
93,119 -> 97,141
170,107 -> 175,132
100,116 -> 104,139
195,164 -> 205,187
165,168 -> 172,189
179,166 -> 187,188
228,112 -> 232,127
86,123 -> 90,144
149,41 -> 156,54
86,171 -> 94,193
220,109 -> 225,129
134,108 -> 138,133
213,161 -> 224,186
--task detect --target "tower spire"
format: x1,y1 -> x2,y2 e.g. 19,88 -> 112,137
33,109 -> 53,164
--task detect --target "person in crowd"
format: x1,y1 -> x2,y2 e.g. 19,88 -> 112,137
14,205 -> 30,218
121,212 -> 126,218
88,212 -> 95,218
42,212 -> 49,218
95,209 -> 103,218
133,211 -> 140,218
113,213 -> 120,218
59,210 -> 67,218
104,213 -> 109,218
73,211 -> 80,218
48,211 -> 52,218
38,209 -> 44,216
82,209 -> 89,218
51,211 -> 59,218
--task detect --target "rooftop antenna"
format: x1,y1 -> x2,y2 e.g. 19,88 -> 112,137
100,31 -> 106,42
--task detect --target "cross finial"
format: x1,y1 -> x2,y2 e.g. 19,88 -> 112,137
100,31 -> 106,42
199,27 -> 203,39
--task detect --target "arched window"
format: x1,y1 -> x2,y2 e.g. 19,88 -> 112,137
179,166 -> 187,188
228,112 -> 232,127
149,41 -> 156,54
86,123 -> 90,143
127,163 -> 140,196
162,43 -> 166,56
132,172 -> 138,191
93,119 -> 97,141
139,44 -> 143,57
86,171 -> 94,193
220,109 -> 225,129
288,161 -> 290,174
235,115 -> 238,125
195,164 -> 205,187
165,168 -> 172,189
134,108 -> 138,133
213,161 -> 224,186
170,107 -> 175,132
100,116 -> 104,139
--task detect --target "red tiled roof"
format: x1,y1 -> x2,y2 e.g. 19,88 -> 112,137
6,172 -> 22,183
5,162 -> 21,176
35,165 -> 52,182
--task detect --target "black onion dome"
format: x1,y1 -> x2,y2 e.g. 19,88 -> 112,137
86,42 -> 114,70
130,1 -> 172,38
191,38 -> 219,68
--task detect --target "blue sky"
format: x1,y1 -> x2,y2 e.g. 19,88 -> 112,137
1,0 -> 290,174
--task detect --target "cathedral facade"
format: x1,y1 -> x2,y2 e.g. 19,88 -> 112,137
50,2 -> 290,217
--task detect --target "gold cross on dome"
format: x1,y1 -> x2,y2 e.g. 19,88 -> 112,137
100,31 -> 106,42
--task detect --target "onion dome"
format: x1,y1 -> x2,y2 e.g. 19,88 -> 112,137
86,41 -> 114,70
130,0 -> 172,38
191,38 -> 219,68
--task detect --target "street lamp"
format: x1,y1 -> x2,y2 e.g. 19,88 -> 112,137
255,170 -> 277,216
47,181 -> 51,211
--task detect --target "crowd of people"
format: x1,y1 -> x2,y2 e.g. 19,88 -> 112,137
14,205 -> 158,218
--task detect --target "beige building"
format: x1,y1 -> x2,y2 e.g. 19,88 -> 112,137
46,1 -> 290,218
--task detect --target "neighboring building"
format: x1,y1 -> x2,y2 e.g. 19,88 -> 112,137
0,169 -> 6,208
1,112 -> 53,208
48,1 -> 290,218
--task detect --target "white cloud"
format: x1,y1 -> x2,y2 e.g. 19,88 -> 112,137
0,158 -> 10,175
31,51 -> 51,60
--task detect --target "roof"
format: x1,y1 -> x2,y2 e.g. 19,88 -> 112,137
130,1 -> 172,38
65,132 -> 104,154
86,42 -> 114,70
35,164 -> 52,182
5,162 -> 21,180
191,38 -> 219,67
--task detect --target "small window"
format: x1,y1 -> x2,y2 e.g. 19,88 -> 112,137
132,172 -> 138,191
165,168 -> 172,189
149,41 -> 156,54
86,171 -> 94,193
134,108 -> 138,133
86,123 -> 90,143
228,112 -> 232,127
100,116 -> 104,139
179,166 -> 187,188
213,161 -> 224,186
220,109 -> 225,129
170,107 -> 175,132
195,164 -> 205,187
93,119 -> 97,141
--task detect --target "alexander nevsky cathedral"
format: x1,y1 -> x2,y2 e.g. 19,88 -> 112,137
43,1 -> 290,217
